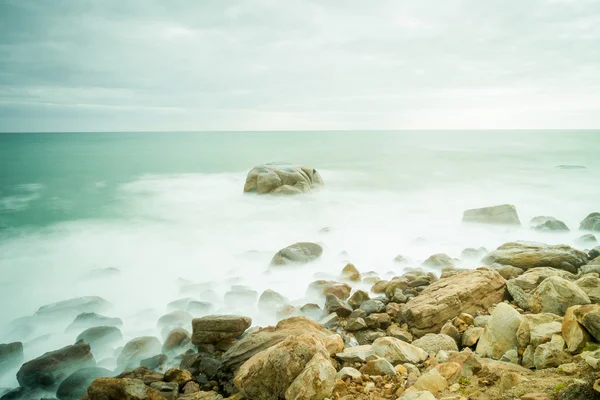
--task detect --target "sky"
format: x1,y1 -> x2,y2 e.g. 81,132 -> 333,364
1,0 -> 600,132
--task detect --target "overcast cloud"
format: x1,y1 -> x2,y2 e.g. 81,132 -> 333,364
1,0 -> 599,131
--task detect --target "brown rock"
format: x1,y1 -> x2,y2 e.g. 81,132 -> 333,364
191,315 -> 252,345
401,268 -> 507,336
164,368 -> 193,389
87,378 -> 166,400
341,263 -> 361,282
483,242 -> 588,273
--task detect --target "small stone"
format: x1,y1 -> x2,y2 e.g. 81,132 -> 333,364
325,295 -> 353,317
336,367 -> 361,380
336,345 -> 374,362
359,300 -> 386,315
499,372 -> 522,391
348,290 -> 370,309
413,369 -> 448,394
557,362 -> 578,375
462,327 -> 484,347
412,333 -> 458,356
341,263 -> 361,281
359,356 -> 396,376
346,318 -> 367,331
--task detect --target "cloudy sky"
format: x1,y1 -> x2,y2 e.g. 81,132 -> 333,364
1,0 -> 599,131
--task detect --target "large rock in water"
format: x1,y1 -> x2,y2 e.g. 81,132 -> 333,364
222,317 -> 343,370
243,163 -> 324,195
17,342 -> 95,388
580,212 -> 600,231
401,268 -> 507,336
116,337 -> 161,371
233,334 -> 335,400
270,242 -> 323,266
191,315 -> 252,345
462,204 -> 520,225
0,342 -> 24,371
35,297 -> 111,318
482,242 -> 588,273
57,367 -> 112,400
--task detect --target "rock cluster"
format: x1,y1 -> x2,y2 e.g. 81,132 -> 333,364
243,163 -> 324,195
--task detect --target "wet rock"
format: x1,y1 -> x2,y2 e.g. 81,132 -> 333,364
318,313 -> 339,329
66,313 -> 123,333
284,352 -> 336,400
371,337 -> 429,364
365,313 -> 391,330
529,276 -> 590,315
76,326 -> 122,350
87,377 -> 165,400
401,268 -> 507,336
483,242 -> 587,273
412,334 -> 458,356
140,354 -> 167,370
492,264 -> 525,280
347,290 -> 370,309
244,163 -> 324,195
460,247 -> 488,260
422,254 -> 454,269
358,299 -> 385,315
182,381 -> 199,394
0,342 -> 23,371
117,337 -> 161,371
17,342 -> 95,388
580,212 -> 600,231
222,317 -> 343,370
355,330 -> 387,345
359,356 -> 396,376
148,382 -> 178,400
116,367 -> 163,385
258,289 -> 288,314
162,328 -> 191,355
187,301 -> 213,316
341,263 -> 361,281
56,368 -> 111,400
224,288 -> 258,307
191,315 -> 251,345
299,304 -> 321,320
530,216 -> 569,231
462,204 -> 520,225
321,282 -> 351,300
576,234 -> 598,246
324,295 -> 352,317
371,280 -> 389,293
476,303 -> 523,360
164,368 -> 193,389
345,318 -> 367,331
270,242 -> 323,266
233,334 -> 331,400
35,297 -> 111,319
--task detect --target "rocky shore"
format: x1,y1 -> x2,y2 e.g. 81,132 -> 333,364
2,170 -> 600,400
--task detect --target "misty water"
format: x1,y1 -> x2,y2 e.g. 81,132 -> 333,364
0,131 -> 599,386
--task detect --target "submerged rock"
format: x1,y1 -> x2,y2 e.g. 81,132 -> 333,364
483,241 -> 588,273
35,297 -> 111,318
270,242 -> 323,266
17,342 -> 95,388
580,212 -> 600,231
0,342 -> 24,371
401,268 -> 507,336
531,216 -> 570,231
421,253 -> 454,269
76,326 -> 122,351
56,367 -> 112,400
116,337 -> 161,372
66,313 -> 123,333
462,204 -> 520,225
243,163 -> 324,194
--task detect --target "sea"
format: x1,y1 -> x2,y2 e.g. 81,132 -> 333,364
0,130 -> 598,384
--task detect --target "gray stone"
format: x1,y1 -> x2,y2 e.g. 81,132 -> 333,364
270,242 -> 323,266
412,334 -> 458,356
462,204 -> 520,225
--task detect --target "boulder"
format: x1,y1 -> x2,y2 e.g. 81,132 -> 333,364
76,326 -> 122,350
341,263 -> 361,281
162,328 -> 191,354
460,247 -> 488,260
516,313 -> 562,351
508,267 -> 576,292
224,287 -> 258,308
530,216 -> 569,231
483,242 -> 588,273
421,254 -> 454,269
347,290 -> 370,309
324,295 -> 352,317
412,369 -> 448,394
0,342 -> 23,371
570,304 -> 600,341
580,212 -> 600,231
576,275 -> 600,303
87,377 -> 165,400
243,163 -> 324,194
35,297 -> 111,318
258,290 -> 289,314
576,234 -> 597,246
529,276 -> 590,315
411,334 -> 458,356
66,313 -> 123,333
476,303 -> 523,360
115,367 -> 163,385
149,382 -> 178,400
533,335 -> 572,369
187,301 -> 213,315
56,368 -> 112,400
562,306 -> 592,353
17,342 -> 95,388
191,315 -> 252,345
358,299 -> 386,315
371,337 -> 429,365
336,367 -> 361,380
164,368 -> 193,389
401,268 -> 507,336
157,311 -> 192,333
359,356 -> 396,376
284,352 -> 336,400
222,317 -> 343,370
462,327 -> 484,347
233,334 -> 331,400
462,204 -> 520,225
116,337 -> 161,371
336,345 -> 375,363
270,242 -> 323,266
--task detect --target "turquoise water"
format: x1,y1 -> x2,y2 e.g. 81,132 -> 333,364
0,130 -> 599,382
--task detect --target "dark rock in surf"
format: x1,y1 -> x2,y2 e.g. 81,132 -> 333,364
530,216 -> 569,231
116,337 -> 161,372
243,163 -> 324,194
0,342 -> 24,372
580,212 -> 600,231
56,367 -> 112,400
76,326 -> 122,350
270,242 -> 323,267
162,328 -> 191,355
462,204 -> 521,225
17,342 -> 95,389
66,313 -> 123,333
35,297 -> 111,319
191,315 -> 252,345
